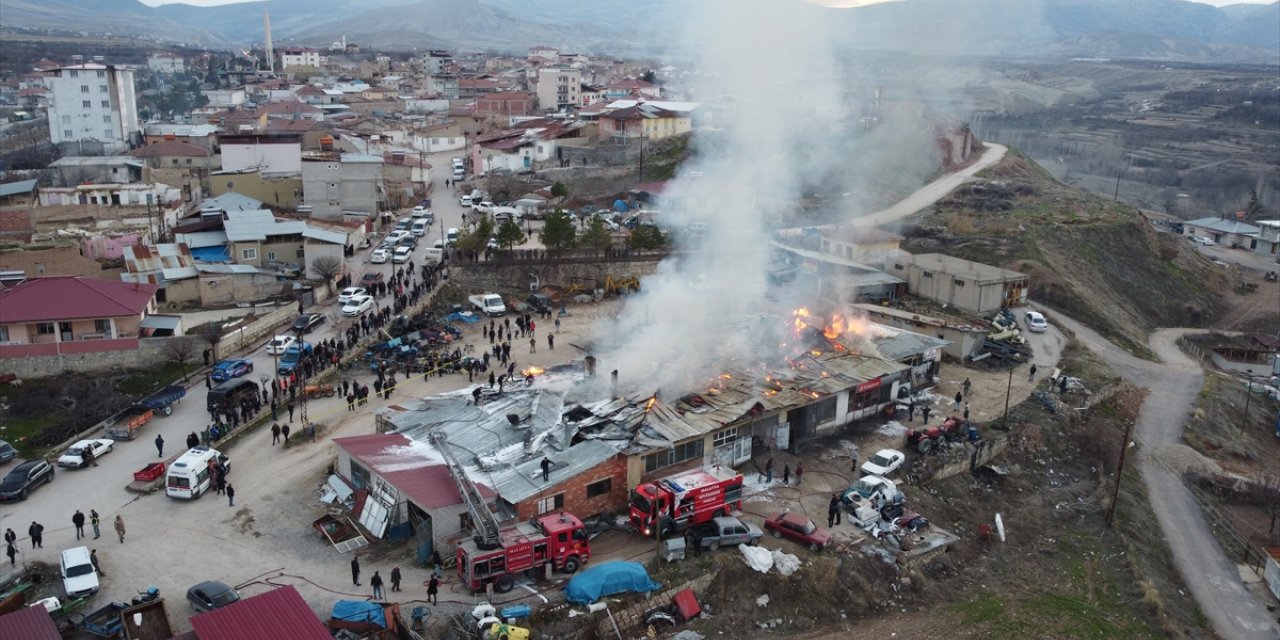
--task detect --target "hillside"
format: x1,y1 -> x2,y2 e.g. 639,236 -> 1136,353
902,149 -> 1228,358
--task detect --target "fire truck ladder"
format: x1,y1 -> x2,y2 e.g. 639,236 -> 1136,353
429,431 -> 501,548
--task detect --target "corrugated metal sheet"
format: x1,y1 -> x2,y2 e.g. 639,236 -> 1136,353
190,585 -> 330,640
0,605 -> 62,639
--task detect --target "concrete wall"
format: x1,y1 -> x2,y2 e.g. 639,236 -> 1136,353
211,305 -> 295,360
514,454 -> 628,522
210,171 -> 303,210
0,336 -> 174,378
449,257 -> 662,297
200,273 -> 292,308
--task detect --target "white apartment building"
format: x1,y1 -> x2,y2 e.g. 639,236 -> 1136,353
146,53 -> 186,74
536,67 -> 581,112
280,48 -> 322,70
45,64 -> 141,154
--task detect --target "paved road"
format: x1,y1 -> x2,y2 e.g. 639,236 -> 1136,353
1043,310 -> 1280,640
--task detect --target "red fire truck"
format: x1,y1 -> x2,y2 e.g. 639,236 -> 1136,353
629,466 -> 744,538
456,512 -> 591,593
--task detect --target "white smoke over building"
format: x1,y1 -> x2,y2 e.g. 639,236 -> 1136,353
592,0 -> 852,394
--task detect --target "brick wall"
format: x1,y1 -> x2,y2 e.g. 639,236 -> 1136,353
514,454 -> 628,521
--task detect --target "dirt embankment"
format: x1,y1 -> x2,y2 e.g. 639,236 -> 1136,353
903,149 -> 1228,358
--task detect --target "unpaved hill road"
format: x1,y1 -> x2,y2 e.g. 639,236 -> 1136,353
852,143 -> 1008,228
1043,311 -> 1280,640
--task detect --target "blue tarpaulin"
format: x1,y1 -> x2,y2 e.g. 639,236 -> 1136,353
613,199 -> 629,212
190,245 -> 230,262
331,600 -> 386,628
564,561 -> 661,604
446,311 -> 479,323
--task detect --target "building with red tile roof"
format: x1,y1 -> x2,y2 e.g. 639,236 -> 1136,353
0,276 -> 161,360
0,605 -> 60,640
190,585 -> 330,640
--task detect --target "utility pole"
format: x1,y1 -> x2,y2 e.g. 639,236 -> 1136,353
1240,369 -> 1254,435
1105,420 -> 1134,527
1001,363 -> 1015,429
419,149 -> 428,205
637,132 -> 646,183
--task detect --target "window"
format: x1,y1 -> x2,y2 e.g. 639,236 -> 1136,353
185,158 -> 192,165
713,427 -> 737,448
893,263 -> 903,270
954,279 -> 965,287
80,85 -> 89,93
94,319 -> 111,333
99,85 -> 108,93
101,100 -> 109,108
537,493 -> 564,514
37,322 -> 56,335
241,248 -> 258,261
349,462 -> 369,489
103,115 -> 112,123
922,271 -> 934,279
62,115 -> 70,124
64,129 -> 73,138
82,100 -> 91,108
69,70 -> 79,78
812,396 -> 837,423
267,251 -> 277,261
104,130 -> 112,138
96,70 -> 105,78
296,248 -> 305,258
586,478 -> 612,499
643,439 -> 704,473
0,327 -> 8,342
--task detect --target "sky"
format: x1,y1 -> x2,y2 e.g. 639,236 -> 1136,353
136,0 -> 1276,7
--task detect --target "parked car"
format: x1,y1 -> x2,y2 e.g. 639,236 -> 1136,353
841,475 -> 903,512
337,287 -> 366,305
0,439 -> 15,463
359,272 -> 384,287
342,295 -> 375,317
394,218 -> 412,231
459,195 -> 473,207
210,358 -> 254,382
411,206 -> 430,218
291,313 -> 324,333
186,580 -> 240,613
277,342 -> 314,376
57,439 -> 115,469
1193,236 -> 1216,246
396,235 -> 418,249
1023,311 -> 1048,333
860,448 -> 906,477
386,230 -> 410,244
763,511 -> 833,551
0,459 -> 55,501
392,246 -> 413,264
266,335 -> 296,355
60,546 -> 99,598
371,248 -> 390,263
687,516 -> 764,551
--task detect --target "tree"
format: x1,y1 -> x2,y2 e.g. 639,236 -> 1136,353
1245,189 -> 1262,220
310,256 -> 343,283
641,70 -> 658,84
455,215 -> 493,252
163,337 -> 199,382
494,220 -> 526,250
550,181 -> 569,200
580,217 -> 612,254
628,224 -> 667,251
540,209 -> 578,255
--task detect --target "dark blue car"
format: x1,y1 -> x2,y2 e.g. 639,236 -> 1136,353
277,342 -> 314,376
211,358 -> 254,382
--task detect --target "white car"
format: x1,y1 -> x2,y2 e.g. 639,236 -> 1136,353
859,449 -> 905,477
337,287 -> 366,305
1193,236 -> 1216,246
60,546 -> 99,598
1024,310 -> 1048,333
342,294 -> 374,317
57,439 -> 115,469
392,246 -> 412,264
371,248 -> 390,263
266,334 -> 297,355
474,201 -> 494,213
387,230 -> 411,243
459,195 -> 472,207
411,206 -> 430,218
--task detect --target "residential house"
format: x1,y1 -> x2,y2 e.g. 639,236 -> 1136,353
458,77 -> 507,99
598,103 -> 691,141
0,243 -> 112,279
1184,215 -> 1261,249
209,169 -> 303,210
120,242 -> 200,303
202,88 -> 247,108
44,63 -> 141,154
219,134 -> 303,174
129,139 -> 217,172
604,78 -> 661,100
0,179 -> 38,208
189,585 -> 330,640
222,209 -> 346,276
580,83 -> 605,107
1254,220 -> 1279,259
146,53 -> 186,73
536,67 -> 581,112
38,182 -> 185,243
473,119 -> 586,175
382,151 -> 432,210
279,48 -> 322,70
885,253 -> 1029,316
416,121 -> 466,153
422,50 -> 454,75
49,156 -> 143,186
475,92 -> 532,118
301,153 -> 385,220
260,100 -> 324,123
0,276 -> 162,360
771,240 -> 905,309
0,603 -> 60,640
143,123 -> 220,151
293,84 -> 329,105
528,46 -> 559,65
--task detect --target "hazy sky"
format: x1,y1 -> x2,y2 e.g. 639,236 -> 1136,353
137,0 -> 1277,7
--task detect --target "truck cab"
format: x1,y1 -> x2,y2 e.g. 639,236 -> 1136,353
687,516 -> 763,551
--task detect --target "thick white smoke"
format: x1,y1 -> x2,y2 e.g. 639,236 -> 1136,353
592,0 -> 847,394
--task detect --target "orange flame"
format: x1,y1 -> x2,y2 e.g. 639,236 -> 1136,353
521,366 -> 545,376
645,396 -> 657,413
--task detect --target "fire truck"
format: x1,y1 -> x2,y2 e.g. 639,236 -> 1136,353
629,466 -> 744,538
456,512 -> 590,593
430,431 -> 590,594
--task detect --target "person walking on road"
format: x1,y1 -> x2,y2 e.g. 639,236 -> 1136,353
154,434 -> 164,457
426,575 -> 439,605
72,510 -> 86,540
351,556 -> 362,586
271,423 -> 281,445
3,528 -> 14,549
113,516 -> 125,544
5,542 -> 16,566
782,464 -> 790,485
28,521 -> 43,548
547,333 -> 554,350
795,463 -> 804,486
287,401 -> 295,421
1028,364 -> 1037,381
827,493 -> 842,527
963,377 -> 972,397
370,571 -> 384,600
953,391 -> 963,412
390,566 -> 402,592
921,405 -> 931,424
90,549 -> 105,577
226,484 -> 236,507
764,457 -> 773,483
90,510 -> 101,539
281,423 -> 291,443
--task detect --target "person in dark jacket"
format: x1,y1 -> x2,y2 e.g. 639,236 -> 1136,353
351,556 -> 361,586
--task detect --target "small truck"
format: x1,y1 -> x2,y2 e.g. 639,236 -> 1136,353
104,386 -> 185,440
468,293 -> 507,317
685,516 -> 763,551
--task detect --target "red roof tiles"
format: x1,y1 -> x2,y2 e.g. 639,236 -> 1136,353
0,605 -> 60,640
334,433 -> 493,509
190,585 -> 330,640
0,276 -> 157,323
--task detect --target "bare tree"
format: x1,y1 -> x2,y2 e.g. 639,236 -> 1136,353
310,256 -> 344,283
164,337 -> 199,382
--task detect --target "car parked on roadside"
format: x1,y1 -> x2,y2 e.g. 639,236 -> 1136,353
687,516 -> 764,551
337,287 -> 366,304
459,195 -> 472,207
1023,311 -> 1048,333
266,335 -> 296,355
763,511 -> 833,551
0,459 -> 54,501
859,449 -> 906,477
60,546 -> 99,598
359,272 -> 384,288
371,248 -> 390,263
57,439 -> 114,469
291,313 -> 324,333
187,580 -> 240,613
210,358 -> 254,382
1193,236 -> 1216,246
394,218 -> 412,231
342,295 -> 375,317
276,342 -> 314,376
0,439 -> 15,464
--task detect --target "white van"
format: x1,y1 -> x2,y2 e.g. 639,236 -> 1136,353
446,227 -> 459,244
166,446 -> 229,500
423,247 -> 443,263
411,218 -> 429,237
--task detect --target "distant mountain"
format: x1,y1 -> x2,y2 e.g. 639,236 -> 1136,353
0,0 -> 1275,61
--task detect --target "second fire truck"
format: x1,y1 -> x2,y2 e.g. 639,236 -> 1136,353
629,466 -> 744,538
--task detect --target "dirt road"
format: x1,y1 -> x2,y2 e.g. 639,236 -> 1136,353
1042,309 -> 1280,640
852,143 -> 1008,228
